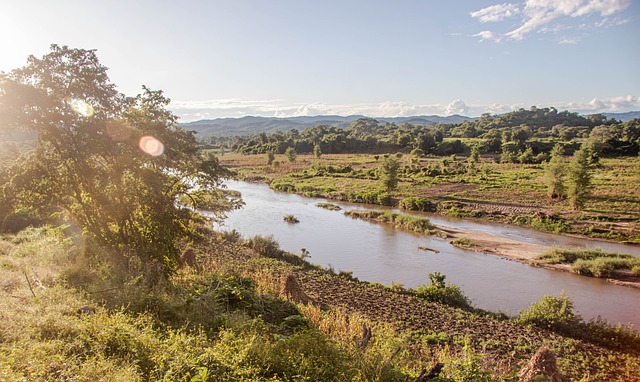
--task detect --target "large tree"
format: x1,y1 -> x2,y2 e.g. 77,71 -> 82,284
0,45 -> 235,277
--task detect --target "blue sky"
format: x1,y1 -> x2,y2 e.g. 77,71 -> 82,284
1,0 -> 639,121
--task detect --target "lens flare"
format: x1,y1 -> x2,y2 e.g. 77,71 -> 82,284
139,135 -> 164,157
69,98 -> 94,118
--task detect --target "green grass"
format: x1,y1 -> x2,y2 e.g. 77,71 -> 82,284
345,210 -> 436,234
3,225 -> 640,381
533,248 -> 640,278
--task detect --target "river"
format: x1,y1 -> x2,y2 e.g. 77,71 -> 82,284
217,180 -> 640,327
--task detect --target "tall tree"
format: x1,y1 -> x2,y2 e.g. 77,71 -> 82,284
566,145 -> 592,209
0,45 -> 235,278
379,156 -> 400,192
544,144 -> 566,199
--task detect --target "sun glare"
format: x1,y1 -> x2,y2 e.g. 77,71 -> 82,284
139,135 -> 165,156
68,98 -> 94,118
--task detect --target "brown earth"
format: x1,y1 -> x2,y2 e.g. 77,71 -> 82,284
290,268 -> 639,381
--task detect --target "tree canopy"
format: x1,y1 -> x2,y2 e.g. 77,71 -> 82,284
0,45 -> 236,278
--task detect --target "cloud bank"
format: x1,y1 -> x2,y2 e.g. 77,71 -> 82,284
470,0 -> 631,42
170,96 -> 640,122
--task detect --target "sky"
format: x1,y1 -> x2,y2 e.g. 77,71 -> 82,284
1,0 -> 639,122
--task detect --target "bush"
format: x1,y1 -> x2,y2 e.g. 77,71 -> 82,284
398,197 -> 436,212
517,293 -> 581,331
414,272 -> 472,310
572,257 -> 635,277
247,235 -> 282,258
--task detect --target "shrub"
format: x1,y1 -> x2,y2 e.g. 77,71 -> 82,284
414,272 -> 472,310
572,257 -> 634,277
398,197 -> 436,212
247,235 -> 282,258
518,293 -> 581,331
270,182 -> 296,192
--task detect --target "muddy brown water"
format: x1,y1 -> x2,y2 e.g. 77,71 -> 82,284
216,181 -> 640,327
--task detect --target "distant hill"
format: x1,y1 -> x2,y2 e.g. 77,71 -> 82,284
180,111 -> 639,137
180,115 -> 474,136
602,111 -> 640,122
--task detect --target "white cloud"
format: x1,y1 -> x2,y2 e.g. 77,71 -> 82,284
558,36 -> 580,44
169,96 -> 640,122
470,3 -> 520,22
445,99 -> 470,116
473,30 -> 502,42
471,0 -> 631,42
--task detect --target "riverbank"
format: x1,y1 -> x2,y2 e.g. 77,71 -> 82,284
219,153 -> 640,288
3,226 -> 639,381
218,153 -> 640,245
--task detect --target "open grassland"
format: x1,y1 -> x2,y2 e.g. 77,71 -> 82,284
2,226 -> 640,381
220,153 -> 640,243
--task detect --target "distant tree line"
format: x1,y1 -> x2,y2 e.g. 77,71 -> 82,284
203,107 -> 640,159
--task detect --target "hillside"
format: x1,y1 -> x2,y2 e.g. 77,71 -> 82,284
180,114 -> 474,136
180,111 -> 640,137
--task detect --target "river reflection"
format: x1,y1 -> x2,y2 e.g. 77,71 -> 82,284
216,180 -> 640,327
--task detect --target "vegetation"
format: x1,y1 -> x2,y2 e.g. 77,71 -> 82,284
450,237 -> 477,248
413,272 -> 472,310
316,202 -> 341,211
283,214 -> 300,223
532,248 -> 640,278
285,146 -> 297,162
0,45 -> 237,282
379,156 -> 401,192
3,46 -> 640,382
345,210 -> 437,235
544,144 -> 566,199
567,145 -> 593,209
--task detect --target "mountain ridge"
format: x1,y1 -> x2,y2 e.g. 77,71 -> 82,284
180,111 -> 639,137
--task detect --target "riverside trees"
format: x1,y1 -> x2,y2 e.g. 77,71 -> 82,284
0,45 -> 234,279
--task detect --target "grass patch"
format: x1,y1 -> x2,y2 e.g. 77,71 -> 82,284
345,210 -> 436,234
316,202 -> 341,211
450,237 -> 477,248
283,214 -> 300,223
533,248 -> 639,278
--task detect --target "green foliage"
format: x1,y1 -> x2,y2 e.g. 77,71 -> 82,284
567,145 -> 592,209
518,293 -> 581,331
379,156 -> 401,192
285,146 -> 297,162
313,143 -> 322,158
266,150 -> 275,165
440,339 -> 492,381
398,197 -> 436,212
345,210 -> 436,234
342,190 -> 391,206
534,248 -> 633,266
414,272 -> 472,310
0,45 -> 233,281
571,257 -> 638,278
